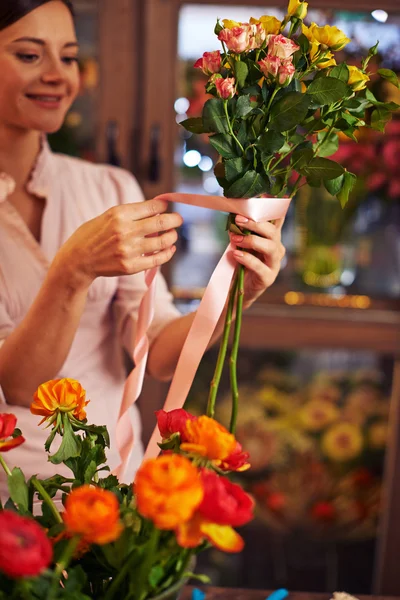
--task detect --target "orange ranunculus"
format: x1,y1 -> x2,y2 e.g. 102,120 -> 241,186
180,415 -> 237,462
135,455 -> 203,530
31,378 -> 89,424
63,485 -> 123,545
176,513 -> 244,553
0,414 -> 25,452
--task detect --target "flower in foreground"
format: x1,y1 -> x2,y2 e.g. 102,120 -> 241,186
63,485 -> 123,545
0,413 -> 25,452
31,378 -> 89,425
287,0 -> 308,20
215,77 -> 236,100
156,408 -> 196,442
306,23 -> 350,51
250,15 -> 281,35
135,454 -> 203,529
268,34 -> 299,60
322,422 -> 363,462
176,469 -> 254,552
0,510 -> 53,578
348,65 -> 370,91
181,415 -> 237,462
194,50 -> 221,76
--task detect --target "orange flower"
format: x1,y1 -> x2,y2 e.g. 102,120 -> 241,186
176,513 -> 244,553
63,485 -> 123,545
135,455 -> 203,530
31,379 -> 89,425
180,415 -> 237,462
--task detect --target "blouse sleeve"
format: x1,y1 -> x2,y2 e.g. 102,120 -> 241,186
0,299 -> 14,405
105,166 -> 181,355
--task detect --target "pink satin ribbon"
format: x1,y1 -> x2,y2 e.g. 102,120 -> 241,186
113,193 -> 290,481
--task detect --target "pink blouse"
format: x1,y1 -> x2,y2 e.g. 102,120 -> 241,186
0,141 -> 181,497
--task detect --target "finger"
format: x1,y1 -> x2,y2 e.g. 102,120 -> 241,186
235,215 -> 283,239
139,229 -> 178,255
131,245 -> 177,272
113,199 -> 170,222
232,250 -> 272,285
230,233 -> 277,256
136,212 -> 183,236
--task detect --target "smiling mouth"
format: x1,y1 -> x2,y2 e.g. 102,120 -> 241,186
26,94 -> 64,103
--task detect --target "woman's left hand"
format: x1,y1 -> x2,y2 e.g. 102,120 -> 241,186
229,214 -> 286,309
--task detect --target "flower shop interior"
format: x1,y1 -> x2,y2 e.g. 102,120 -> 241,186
49,0 -> 399,597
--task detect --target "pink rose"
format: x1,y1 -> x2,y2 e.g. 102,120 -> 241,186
249,23 -> 266,50
218,25 -> 251,54
268,34 -> 299,59
215,77 -> 236,100
278,60 -> 296,85
258,55 -> 281,78
194,51 -> 221,76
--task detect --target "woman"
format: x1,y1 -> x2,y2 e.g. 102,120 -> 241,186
0,0 -> 286,491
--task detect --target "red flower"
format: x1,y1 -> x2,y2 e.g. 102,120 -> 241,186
311,501 -> 336,523
0,414 -> 25,452
266,492 -> 286,514
220,441 -> 250,472
0,511 -> 53,578
198,469 -> 254,527
156,409 -> 196,442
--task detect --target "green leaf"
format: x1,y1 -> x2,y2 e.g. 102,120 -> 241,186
291,147 -> 314,172
49,415 -> 81,465
337,171 -> 357,208
316,132 -> 339,157
63,566 -> 88,593
300,157 -> 345,181
296,33 -> 310,54
203,98 -> 229,133
378,68 -> 400,89
257,130 -> 285,153
179,117 -> 205,134
44,426 -> 58,453
214,19 -> 223,35
371,107 -> 392,132
226,170 -> 270,198
329,64 -> 349,83
269,92 -> 311,132
306,77 -> 350,106
324,174 -> 344,196
183,572 -> 212,584
236,94 -> 253,118
149,565 -> 165,588
7,468 -> 29,511
235,61 -> 249,88
225,157 -> 249,182
209,133 -> 241,158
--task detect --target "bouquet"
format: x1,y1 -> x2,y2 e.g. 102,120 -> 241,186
181,0 -> 399,433
0,379 -> 253,599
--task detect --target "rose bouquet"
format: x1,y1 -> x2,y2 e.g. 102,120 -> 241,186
0,379 -> 253,599
181,0 -> 399,435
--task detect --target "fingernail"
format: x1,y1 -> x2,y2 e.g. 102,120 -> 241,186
233,250 -> 244,257
236,215 -> 248,223
231,234 -> 244,243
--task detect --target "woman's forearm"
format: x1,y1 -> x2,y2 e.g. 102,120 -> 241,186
0,263 -> 90,407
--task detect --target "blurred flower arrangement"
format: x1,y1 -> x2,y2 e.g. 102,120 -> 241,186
216,368 -> 389,541
0,379 -> 253,599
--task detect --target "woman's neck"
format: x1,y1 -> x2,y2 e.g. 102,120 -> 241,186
0,126 -> 42,190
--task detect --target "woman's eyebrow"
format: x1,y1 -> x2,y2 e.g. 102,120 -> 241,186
11,37 -> 79,49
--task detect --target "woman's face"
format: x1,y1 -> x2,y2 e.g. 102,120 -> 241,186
0,1 -> 80,134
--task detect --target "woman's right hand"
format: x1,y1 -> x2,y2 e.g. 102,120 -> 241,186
53,198 -> 183,287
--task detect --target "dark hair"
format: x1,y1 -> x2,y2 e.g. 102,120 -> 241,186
0,0 -> 74,32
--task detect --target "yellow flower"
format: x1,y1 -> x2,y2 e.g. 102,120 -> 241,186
309,41 -> 336,68
181,415 -> 236,461
368,421 -> 388,449
309,23 -> 351,51
31,378 -> 89,425
348,65 -> 370,91
302,23 -> 316,43
322,423 -> 364,462
287,0 -> 308,20
222,19 -> 240,30
250,15 -> 281,35
298,400 -> 339,432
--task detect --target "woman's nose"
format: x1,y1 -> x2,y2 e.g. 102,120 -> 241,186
40,58 -> 65,85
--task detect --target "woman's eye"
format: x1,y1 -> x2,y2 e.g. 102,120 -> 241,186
62,56 -> 79,65
16,53 -> 39,63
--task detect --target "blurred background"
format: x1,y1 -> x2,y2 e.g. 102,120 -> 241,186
50,0 -> 400,596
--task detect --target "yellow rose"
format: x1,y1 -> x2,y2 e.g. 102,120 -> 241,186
310,23 -> 351,51
348,65 -> 370,91
222,19 -> 240,30
287,0 -> 308,20
251,15 -> 281,35
302,23 -> 316,43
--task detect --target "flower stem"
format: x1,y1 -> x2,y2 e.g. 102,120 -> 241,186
48,535 -> 80,600
136,527 -> 161,600
206,268 -> 239,418
223,100 -> 245,154
31,477 -> 63,525
0,454 -> 12,477
229,264 -> 245,434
